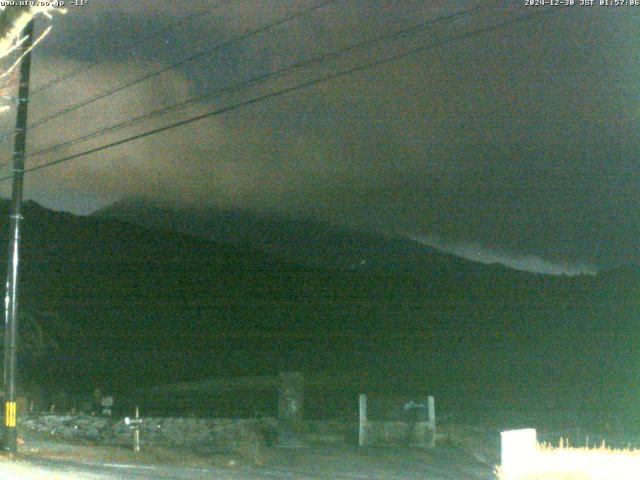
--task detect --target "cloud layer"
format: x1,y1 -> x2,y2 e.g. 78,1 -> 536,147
0,1 -> 636,270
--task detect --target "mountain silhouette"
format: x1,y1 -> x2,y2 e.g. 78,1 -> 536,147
0,199 -> 631,425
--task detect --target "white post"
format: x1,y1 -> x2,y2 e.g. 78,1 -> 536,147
133,406 -> 140,452
501,428 -> 537,475
359,393 -> 368,447
427,396 -> 436,447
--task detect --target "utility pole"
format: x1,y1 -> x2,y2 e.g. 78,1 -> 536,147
3,19 -> 34,454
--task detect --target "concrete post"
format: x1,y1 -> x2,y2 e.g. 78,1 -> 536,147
359,394 -> 367,447
277,371 -> 304,422
409,397 -> 434,448
277,371 -> 304,446
427,396 -> 435,447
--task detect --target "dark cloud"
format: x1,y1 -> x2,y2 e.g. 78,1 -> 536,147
3,1 -> 638,271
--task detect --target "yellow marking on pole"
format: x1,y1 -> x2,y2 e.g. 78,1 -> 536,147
5,401 -> 16,427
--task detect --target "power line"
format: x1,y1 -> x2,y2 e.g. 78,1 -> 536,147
24,3 -> 494,162
0,0 -> 359,171
30,4 -> 222,95
18,0 -> 339,136
7,6 -> 553,180
0,7 -> 554,183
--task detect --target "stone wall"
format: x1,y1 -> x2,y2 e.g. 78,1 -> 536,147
20,414 -> 278,452
19,414 -> 433,450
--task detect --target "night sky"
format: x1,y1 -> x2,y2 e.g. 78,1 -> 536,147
0,0 -> 638,273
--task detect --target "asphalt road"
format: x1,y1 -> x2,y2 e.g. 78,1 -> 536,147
0,428 -> 497,480
0,447 -> 495,480
0,457 -> 269,479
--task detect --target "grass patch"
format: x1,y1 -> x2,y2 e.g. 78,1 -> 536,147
497,440 -> 640,480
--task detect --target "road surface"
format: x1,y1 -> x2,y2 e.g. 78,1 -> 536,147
0,443 -> 496,479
